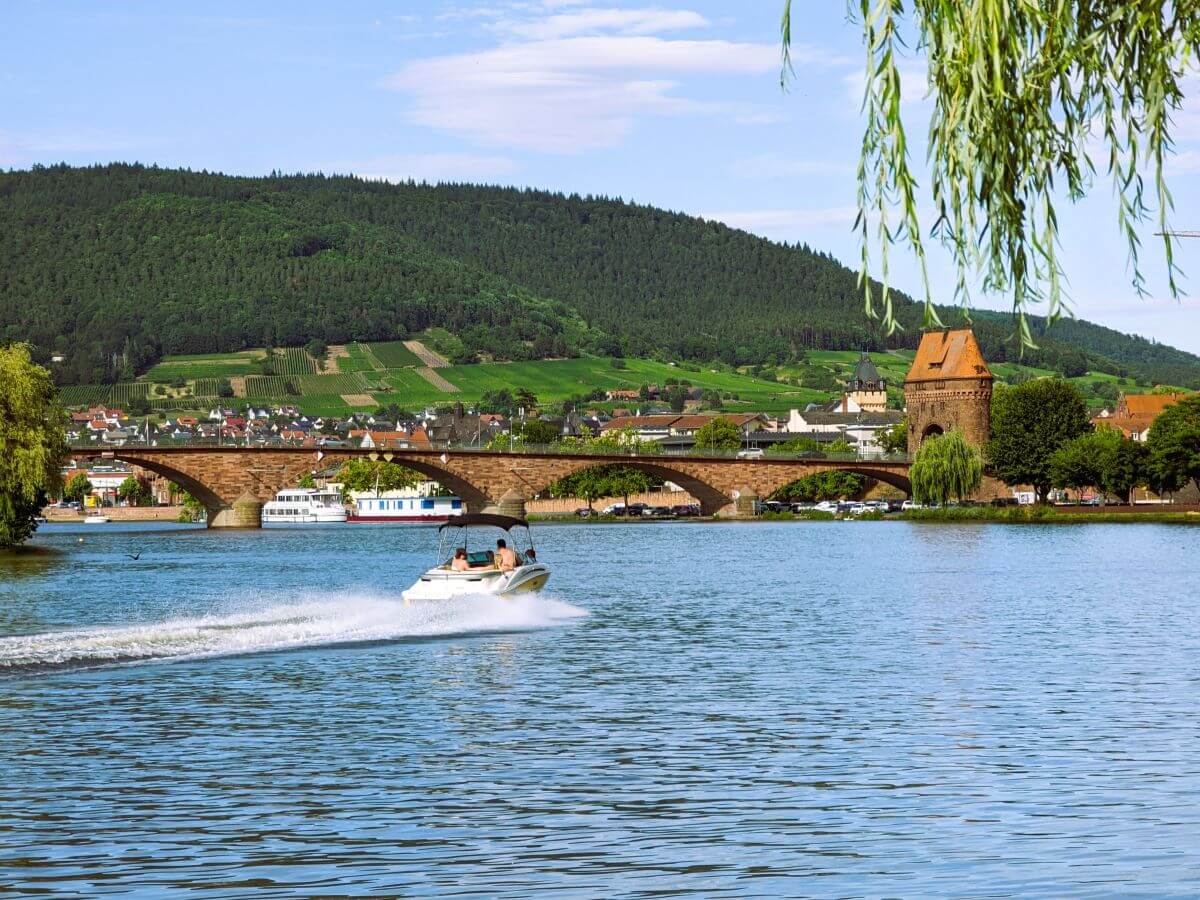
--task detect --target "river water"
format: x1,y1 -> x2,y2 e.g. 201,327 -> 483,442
3,520 -> 1199,896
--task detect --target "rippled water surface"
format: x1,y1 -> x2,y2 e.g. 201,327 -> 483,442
3,520 -> 1200,896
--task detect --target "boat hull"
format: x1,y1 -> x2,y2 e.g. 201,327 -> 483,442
402,564 -> 551,603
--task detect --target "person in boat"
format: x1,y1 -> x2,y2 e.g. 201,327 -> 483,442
450,547 -> 470,571
496,538 -> 518,572
524,548 -> 536,564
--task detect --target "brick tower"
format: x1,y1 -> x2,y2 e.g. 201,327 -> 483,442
903,329 -> 993,453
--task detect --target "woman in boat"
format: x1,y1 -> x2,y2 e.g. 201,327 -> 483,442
450,548 -> 470,571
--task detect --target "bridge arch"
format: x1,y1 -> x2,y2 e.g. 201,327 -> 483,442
74,450 -> 225,512
522,458 -> 733,515
366,455 -> 491,513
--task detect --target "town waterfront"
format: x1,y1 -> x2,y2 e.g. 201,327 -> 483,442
3,521 -> 1200,895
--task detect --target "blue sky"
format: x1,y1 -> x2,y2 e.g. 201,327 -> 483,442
5,0 -> 1200,353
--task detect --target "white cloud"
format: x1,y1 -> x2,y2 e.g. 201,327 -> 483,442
494,7 -> 709,40
386,35 -> 782,151
700,207 -> 858,235
337,152 -> 520,183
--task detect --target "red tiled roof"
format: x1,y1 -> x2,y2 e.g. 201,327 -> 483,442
905,330 -> 992,383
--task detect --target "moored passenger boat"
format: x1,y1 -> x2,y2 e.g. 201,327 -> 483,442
349,494 -> 464,524
262,488 -> 348,525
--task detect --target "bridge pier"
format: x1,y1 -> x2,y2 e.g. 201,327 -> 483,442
207,492 -> 264,528
491,489 -> 527,520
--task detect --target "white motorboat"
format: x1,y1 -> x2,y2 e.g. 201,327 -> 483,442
402,514 -> 551,603
83,514 -> 110,524
262,488 -> 348,525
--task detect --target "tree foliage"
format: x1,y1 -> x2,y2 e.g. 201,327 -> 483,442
3,165 -> 1197,387
519,420 -> 561,445
62,472 -> 93,504
772,471 -> 867,502
910,428 -> 982,505
0,343 -> 68,546
335,459 -> 420,498
783,1 -> 1198,342
691,419 -> 743,453
988,380 -> 1092,502
117,475 -> 152,507
1146,395 -> 1200,494
1050,427 -> 1149,502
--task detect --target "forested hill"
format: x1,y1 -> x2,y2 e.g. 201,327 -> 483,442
2,163 -> 1198,387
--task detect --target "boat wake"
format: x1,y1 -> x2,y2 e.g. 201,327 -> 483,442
0,592 -> 587,673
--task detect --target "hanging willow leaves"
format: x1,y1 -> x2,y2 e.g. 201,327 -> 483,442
782,0 -> 1200,345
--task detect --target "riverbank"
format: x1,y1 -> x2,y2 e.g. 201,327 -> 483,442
42,506 -> 186,523
900,505 -> 1200,524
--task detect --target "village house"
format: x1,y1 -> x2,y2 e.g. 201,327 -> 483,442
1095,392 -> 1192,441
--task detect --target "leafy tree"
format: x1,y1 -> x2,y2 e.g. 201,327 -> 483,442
334,459 -> 420,499
782,1 -> 1198,338
519,420 -> 560,445
667,385 -> 687,413
878,418 -> 908,455
691,418 -> 743,454
604,466 -> 653,511
549,466 -> 611,512
62,472 -> 93,504
610,357 -> 626,370
772,471 -> 866,502
297,472 -> 317,488
988,380 -> 1091,502
0,343 -> 68,545
1052,427 -> 1149,503
304,339 -> 327,360
766,435 -> 823,457
117,475 -> 152,507
218,379 -> 234,398
173,485 -> 206,522
1146,395 -> 1200,495
910,429 -> 983,505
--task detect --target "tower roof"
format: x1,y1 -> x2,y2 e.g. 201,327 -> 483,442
850,351 -> 882,388
904,330 -> 992,384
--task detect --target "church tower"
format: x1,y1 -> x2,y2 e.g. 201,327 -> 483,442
903,330 -> 993,453
845,351 -> 888,412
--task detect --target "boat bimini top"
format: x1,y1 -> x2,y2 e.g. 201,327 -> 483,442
434,513 -> 536,568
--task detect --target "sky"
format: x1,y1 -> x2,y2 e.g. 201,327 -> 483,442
5,1 -> 1200,353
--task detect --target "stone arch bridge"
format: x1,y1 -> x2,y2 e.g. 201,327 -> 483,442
77,446 -> 914,527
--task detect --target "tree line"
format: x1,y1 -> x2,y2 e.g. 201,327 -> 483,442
4,164 -> 1198,388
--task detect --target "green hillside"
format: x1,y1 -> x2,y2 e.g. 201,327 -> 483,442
3,163 -> 1198,389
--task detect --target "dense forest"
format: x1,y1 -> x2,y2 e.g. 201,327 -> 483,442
2,163 -> 1198,387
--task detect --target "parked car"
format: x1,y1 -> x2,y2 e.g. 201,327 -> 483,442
813,500 -> 838,513
574,507 -> 595,518
642,505 -> 673,518
736,448 -> 765,459
885,499 -> 905,513
670,504 -> 701,517
901,500 -> 924,511
600,503 -> 625,516
625,503 -> 649,517
761,500 -> 788,513
990,497 -> 1018,507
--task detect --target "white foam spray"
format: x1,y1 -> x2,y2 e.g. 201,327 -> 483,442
0,592 -> 587,672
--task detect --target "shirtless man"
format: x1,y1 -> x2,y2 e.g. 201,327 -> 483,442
451,548 -> 470,571
495,539 -> 518,572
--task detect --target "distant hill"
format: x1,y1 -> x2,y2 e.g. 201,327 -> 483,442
2,163 -> 1198,388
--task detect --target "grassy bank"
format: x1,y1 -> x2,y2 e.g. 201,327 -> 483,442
900,506 -> 1200,525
